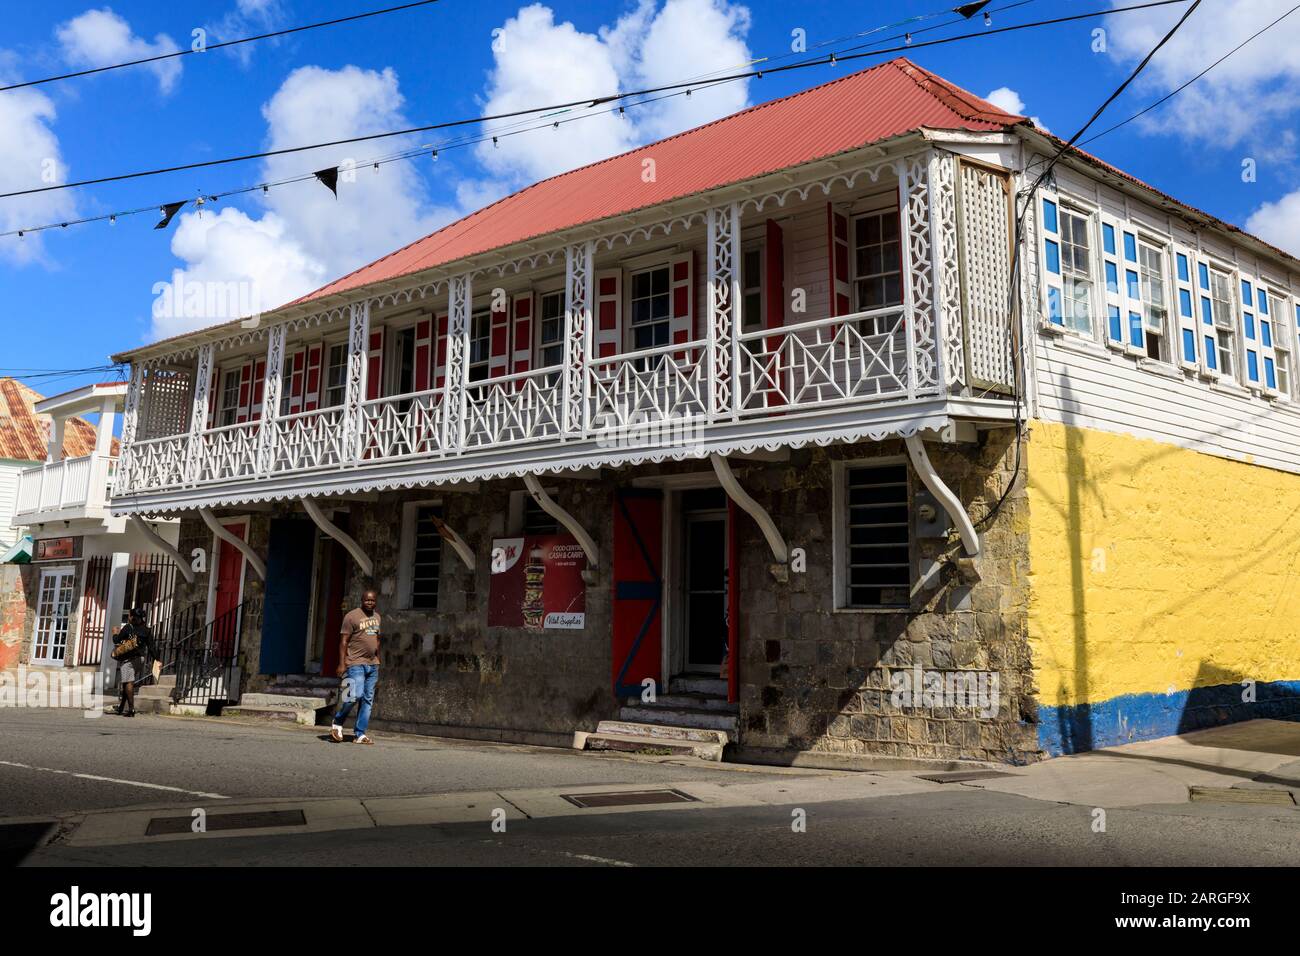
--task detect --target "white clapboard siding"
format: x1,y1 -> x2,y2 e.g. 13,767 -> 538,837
1034,336 -> 1300,474
0,463 -> 25,545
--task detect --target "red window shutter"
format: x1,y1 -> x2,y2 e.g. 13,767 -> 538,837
251,360 -> 266,419
489,297 -> 510,378
235,361 -> 254,424
594,271 -> 622,359
414,317 -> 432,393
511,292 -> 533,374
303,344 -> 323,412
668,253 -> 694,358
287,348 -> 306,415
434,314 -> 447,391
827,203 -> 851,317
365,327 -> 384,401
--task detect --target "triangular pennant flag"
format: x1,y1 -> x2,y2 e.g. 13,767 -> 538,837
314,167 -> 340,197
155,201 -> 186,230
952,1 -> 991,18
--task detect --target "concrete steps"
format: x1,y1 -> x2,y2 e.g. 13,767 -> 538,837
222,692 -> 330,726
575,677 -> 735,761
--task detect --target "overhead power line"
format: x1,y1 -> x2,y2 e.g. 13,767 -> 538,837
1080,1 -> 1300,146
0,0 -> 444,94
0,0 -> 1190,203
974,0 -> 1204,531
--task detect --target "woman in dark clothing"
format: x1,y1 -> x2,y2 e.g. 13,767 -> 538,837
113,608 -> 156,716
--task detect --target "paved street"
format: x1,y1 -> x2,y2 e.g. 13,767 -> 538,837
3,709 -> 1299,867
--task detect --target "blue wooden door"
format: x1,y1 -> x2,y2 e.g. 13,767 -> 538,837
259,518 -> 316,675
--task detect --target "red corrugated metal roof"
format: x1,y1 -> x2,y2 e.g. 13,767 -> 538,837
298,57 -> 1022,304
0,379 -> 114,462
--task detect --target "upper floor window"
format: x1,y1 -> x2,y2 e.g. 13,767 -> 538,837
852,209 -> 902,312
537,290 -> 564,369
390,325 -> 417,396
323,343 -> 347,408
217,369 -> 241,427
629,264 -> 671,350
469,309 -> 490,382
1208,268 -> 1237,377
1136,240 -> 1169,361
1058,208 -> 1093,335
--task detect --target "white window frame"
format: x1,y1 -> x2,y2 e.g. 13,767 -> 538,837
30,565 -> 76,666
626,262 -> 673,353
1207,265 -> 1238,381
740,240 -> 764,334
468,307 -> 491,383
1135,236 -> 1171,362
216,368 -> 241,427
831,457 -> 913,613
1057,205 -> 1096,337
322,339 -> 349,407
535,288 -> 565,370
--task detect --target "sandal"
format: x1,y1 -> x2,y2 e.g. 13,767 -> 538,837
354,734 -> 374,745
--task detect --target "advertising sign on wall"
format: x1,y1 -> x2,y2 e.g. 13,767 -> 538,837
34,536 -> 82,561
488,535 -> 587,630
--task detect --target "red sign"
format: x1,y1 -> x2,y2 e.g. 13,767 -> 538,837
488,535 -> 587,630
34,536 -> 81,561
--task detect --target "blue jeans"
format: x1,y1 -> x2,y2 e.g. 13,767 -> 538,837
333,664 -> 378,736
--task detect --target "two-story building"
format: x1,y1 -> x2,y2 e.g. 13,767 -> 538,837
5,380 -> 181,692
105,59 -> 1300,762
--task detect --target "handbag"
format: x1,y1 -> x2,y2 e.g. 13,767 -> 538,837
151,659 -> 162,681
111,631 -> 140,660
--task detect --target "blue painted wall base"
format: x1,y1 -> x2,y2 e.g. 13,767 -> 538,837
1037,680 -> 1300,756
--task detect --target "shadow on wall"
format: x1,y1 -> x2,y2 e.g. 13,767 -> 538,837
1034,374 -> 1300,756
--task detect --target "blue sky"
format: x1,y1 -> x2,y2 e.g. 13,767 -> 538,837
3,0 -> 1298,398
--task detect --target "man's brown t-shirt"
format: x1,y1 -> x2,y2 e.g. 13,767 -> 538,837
341,608 -> 382,666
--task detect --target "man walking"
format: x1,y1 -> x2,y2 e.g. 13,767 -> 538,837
330,589 -> 382,745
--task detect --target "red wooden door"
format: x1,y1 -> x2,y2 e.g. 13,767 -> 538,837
213,521 -> 246,655
612,490 -> 663,698
319,515 -> 350,676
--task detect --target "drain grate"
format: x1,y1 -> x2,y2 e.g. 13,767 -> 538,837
1189,787 -> 1296,806
146,808 -> 307,836
916,770 -> 1019,784
561,788 -> 698,809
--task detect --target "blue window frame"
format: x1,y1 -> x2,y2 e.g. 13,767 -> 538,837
1102,223 -> 1116,255
1105,261 -> 1118,294
1204,335 -> 1217,370
1129,312 -> 1144,348
1242,279 -> 1253,307
1244,311 -> 1255,339
1123,232 -> 1137,262
1198,262 -> 1210,290
1182,328 -> 1196,363
1042,199 -> 1058,234
1179,289 -> 1193,318
1044,240 -> 1060,274
1176,254 -> 1189,283
1265,356 -> 1277,389
1201,297 -> 1213,325
1247,350 -> 1259,382
1262,321 -> 1272,347
1259,289 -> 1269,315
1126,270 -> 1140,299
1108,305 -> 1122,341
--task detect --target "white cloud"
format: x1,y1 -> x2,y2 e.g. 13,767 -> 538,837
0,55 -> 77,267
983,87 -> 1048,133
1103,0 -> 1300,153
1245,188 -> 1300,259
55,8 -> 182,95
153,207 -> 327,339
150,64 -> 456,338
204,0 -> 287,67
478,0 -> 753,183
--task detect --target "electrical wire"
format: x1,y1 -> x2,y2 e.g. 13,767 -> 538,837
0,0 -> 445,94
973,0 -> 1204,531
0,0 -> 1191,203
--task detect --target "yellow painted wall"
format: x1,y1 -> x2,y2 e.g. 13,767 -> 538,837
1026,420 -> 1300,709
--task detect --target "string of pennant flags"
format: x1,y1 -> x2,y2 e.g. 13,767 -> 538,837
0,0 -> 1197,241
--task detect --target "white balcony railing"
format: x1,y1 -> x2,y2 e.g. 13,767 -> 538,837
113,303 -> 974,498
13,452 -> 117,520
